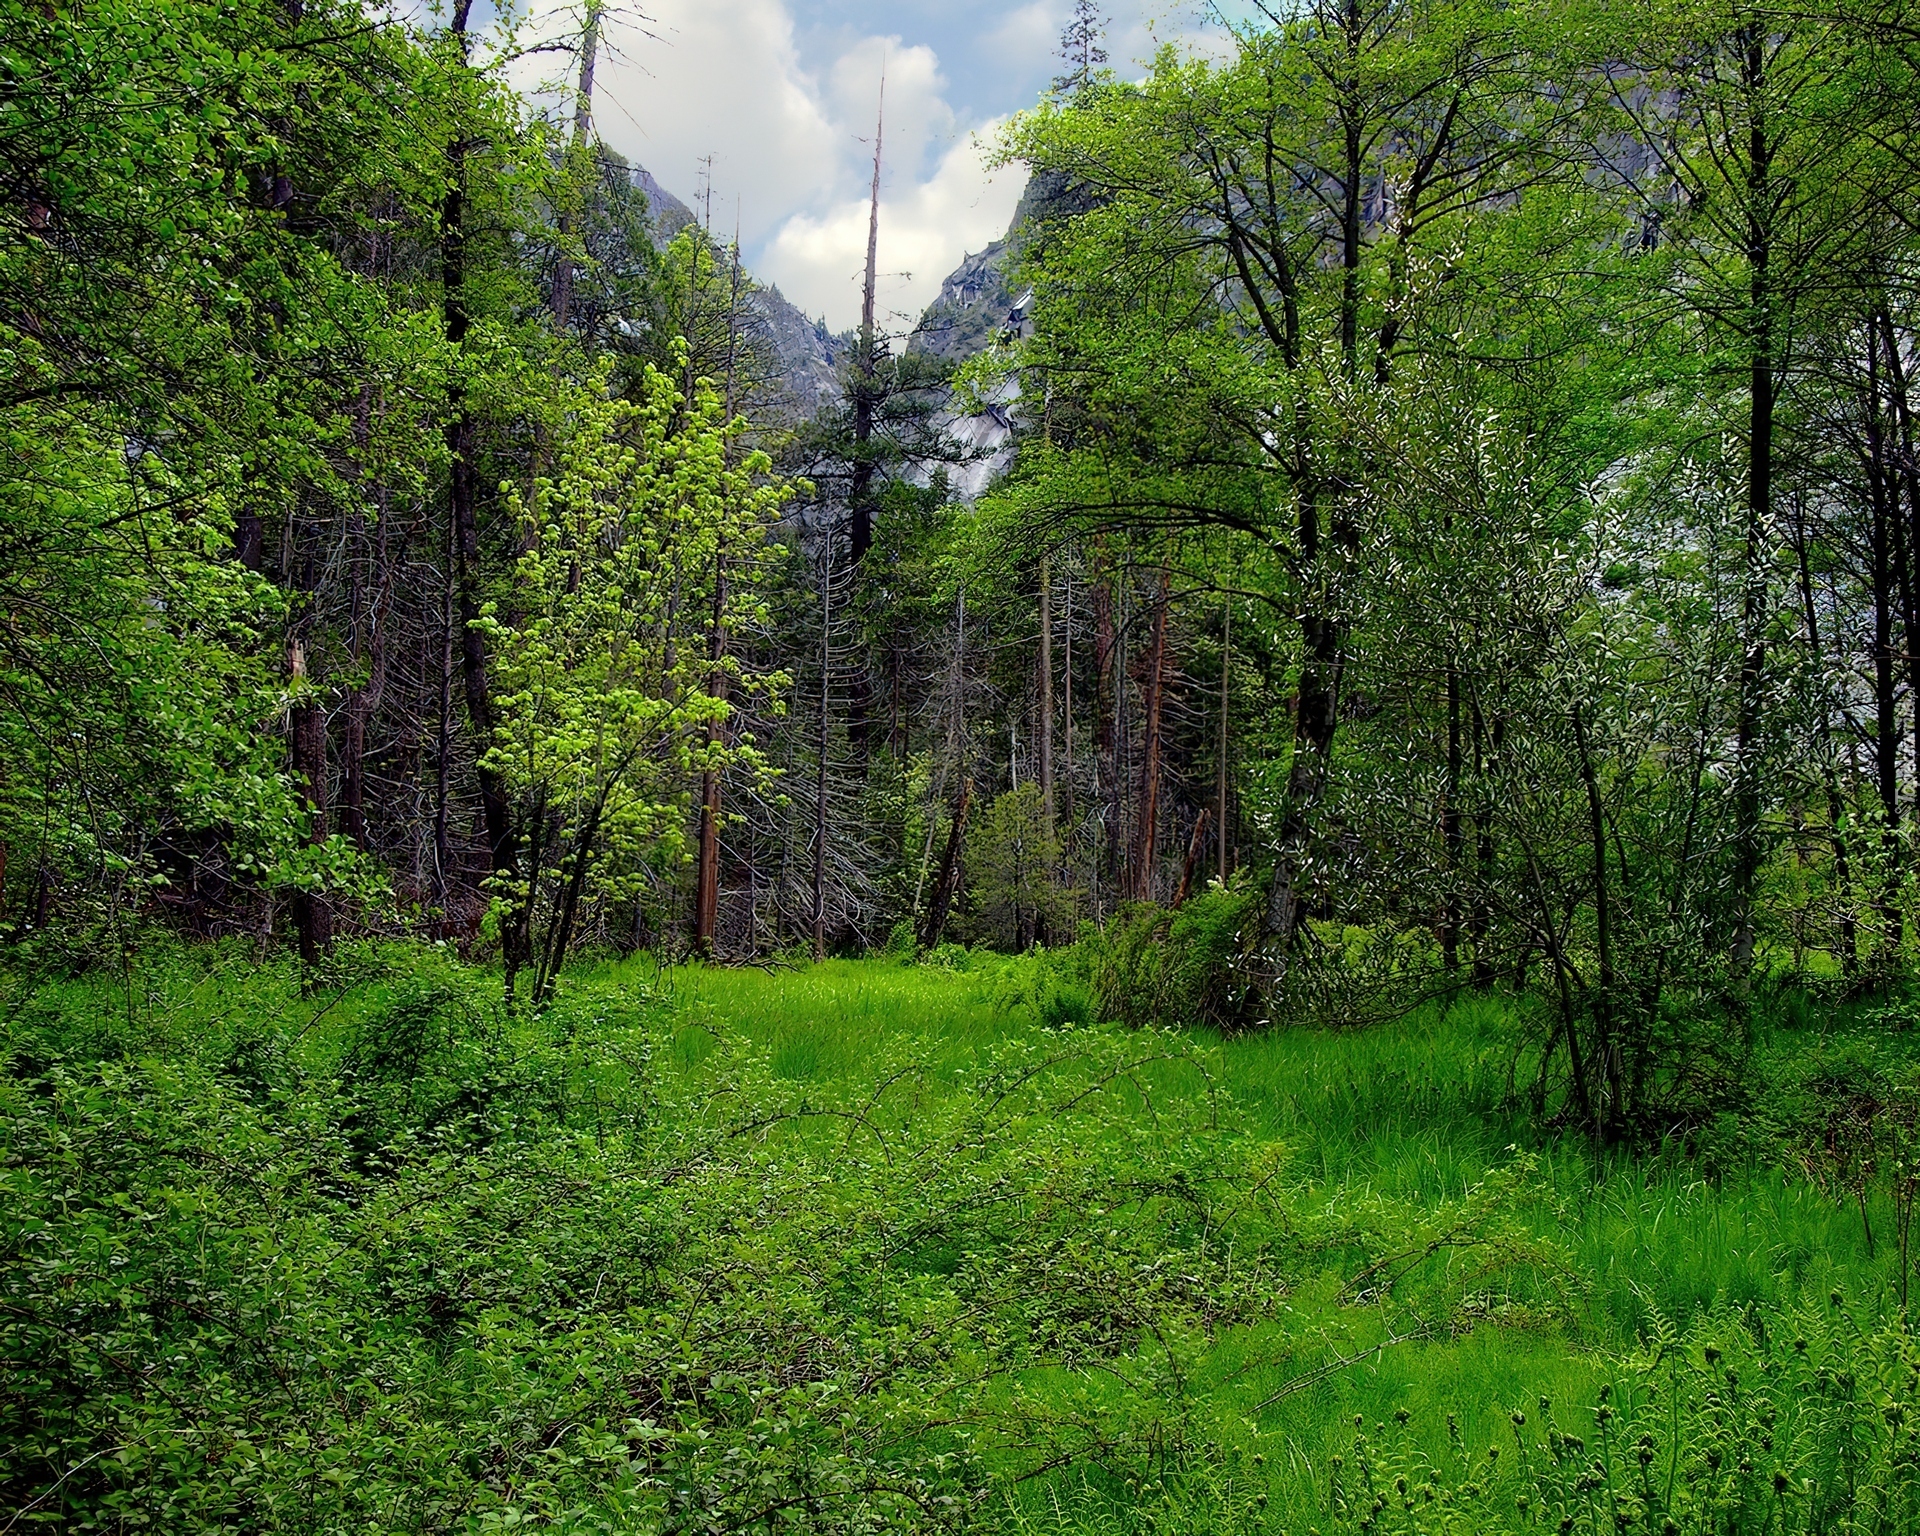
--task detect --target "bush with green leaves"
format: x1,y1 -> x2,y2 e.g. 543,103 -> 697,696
1,941 -> 1567,1533
1087,887 -> 1260,1031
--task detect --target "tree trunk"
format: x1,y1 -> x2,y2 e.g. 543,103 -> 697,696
920,777 -> 972,951
1792,515 -> 1859,977
1130,570 -> 1169,901
1865,322 -> 1902,953
1731,28 -> 1773,983
1038,555 -> 1055,839
440,2 -> 517,972
695,540 -> 728,958
549,0 -> 599,335
1092,549 -> 1117,901
1442,663 -> 1462,974
288,639 -> 331,964
812,550 -> 831,961
1174,809 -> 1211,909
1571,701 -> 1620,1138
1217,602 -> 1229,886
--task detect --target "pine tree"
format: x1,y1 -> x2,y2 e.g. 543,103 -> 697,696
1053,0 -> 1107,95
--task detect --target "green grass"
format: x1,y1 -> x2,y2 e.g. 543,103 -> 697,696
661,953 -> 1918,1529
667,956 -> 1896,1332
6,942 -> 1918,1533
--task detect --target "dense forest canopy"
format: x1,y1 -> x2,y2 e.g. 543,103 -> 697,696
4,0 -> 1920,1119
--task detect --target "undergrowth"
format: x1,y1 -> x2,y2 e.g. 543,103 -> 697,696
3,942 -> 1918,1532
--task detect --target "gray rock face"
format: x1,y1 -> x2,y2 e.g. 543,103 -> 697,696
629,161 -> 847,420
910,241 -> 1014,362
629,161 -> 1037,482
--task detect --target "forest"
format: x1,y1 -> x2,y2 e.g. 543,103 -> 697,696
7,0 -> 1920,1528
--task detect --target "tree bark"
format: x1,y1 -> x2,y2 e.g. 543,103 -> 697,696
920,776 -> 972,951
1174,809 -> 1211,909
1792,512 -> 1859,977
1092,547 -> 1117,900
440,1 -> 517,970
1038,555 -> 1056,839
1130,569 -> 1169,901
549,0 -> 599,335
812,550 -> 831,961
1864,322 -> 1903,952
1731,26 -> 1773,983
287,638 -> 331,964
1217,602 -> 1229,886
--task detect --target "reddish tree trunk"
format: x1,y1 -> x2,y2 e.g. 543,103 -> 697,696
1130,572 -> 1169,901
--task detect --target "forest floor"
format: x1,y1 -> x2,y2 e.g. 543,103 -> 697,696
6,944 -> 1918,1532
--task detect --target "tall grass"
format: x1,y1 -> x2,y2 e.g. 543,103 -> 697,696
5,941 -> 1915,1532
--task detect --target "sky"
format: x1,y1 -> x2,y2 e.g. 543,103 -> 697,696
539,0 -> 1222,332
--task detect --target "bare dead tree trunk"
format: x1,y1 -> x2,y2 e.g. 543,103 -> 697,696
1174,809 -> 1211,909
1791,510 -> 1858,976
1731,28 -> 1774,986
812,549 -> 831,961
849,81 -> 884,565
288,639 -> 331,964
1877,311 -> 1920,834
1442,663 -> 1462,974
694,241 -> 744,960
1039,555 -> 1055,837
845,81 -> 884,763
1092,547 -> 1117,904
1866,320 -> 1903,954
432,501 -> 456,929
441,0 -> 517,976
1217,601 -> 1229,886
1062,558 -> 1075,848
921,776 -> 972,951
549,0 -> 599,335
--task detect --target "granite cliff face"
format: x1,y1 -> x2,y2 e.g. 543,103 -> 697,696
632,160 -> 1037,479
629,162 -> 847,419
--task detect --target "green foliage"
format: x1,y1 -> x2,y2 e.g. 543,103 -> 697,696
1088,886 -> 1260,1030
3,948 -> 1603,1534
481,355 -> 792,1002
966,784 -> 1078,949
1310,1297 -> 1920,1536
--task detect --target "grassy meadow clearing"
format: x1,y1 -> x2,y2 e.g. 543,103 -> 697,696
5,942 -> 1919,1533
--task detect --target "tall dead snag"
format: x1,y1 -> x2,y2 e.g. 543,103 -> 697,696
1062,560 -> 1075,840
287,639 -> 331,963
440,0 -> 516,959
846,80 -> 884,764
1173,809 -> 1211,909
811,552 -> 832,961
1039,556 -> 1056,835
342,380 -> 391,853
1092,546 -> 1118,901
850,78 -> 883,567
920,777 -> 972,951
694,241 -> 744,959
1441,663 -> 1462,974
549,0 -> 599,333
1216,602 -> 1229,886
1129,570 -> 1169,902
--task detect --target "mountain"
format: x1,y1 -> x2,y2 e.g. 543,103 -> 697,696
627,161 -> 1039,482
629,162 -> 848,419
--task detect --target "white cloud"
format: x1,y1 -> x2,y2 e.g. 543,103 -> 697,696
760,124 -> 1024,331
584,0 -> 841,249
516,0 -> 1030,332
986,1 -> 1061,64
515,0 -> 1230,333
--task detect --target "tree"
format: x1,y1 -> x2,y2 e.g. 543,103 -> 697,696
480,356 -> 788,1004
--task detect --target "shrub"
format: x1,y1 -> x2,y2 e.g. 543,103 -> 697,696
1088,887 -> 1260,1030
